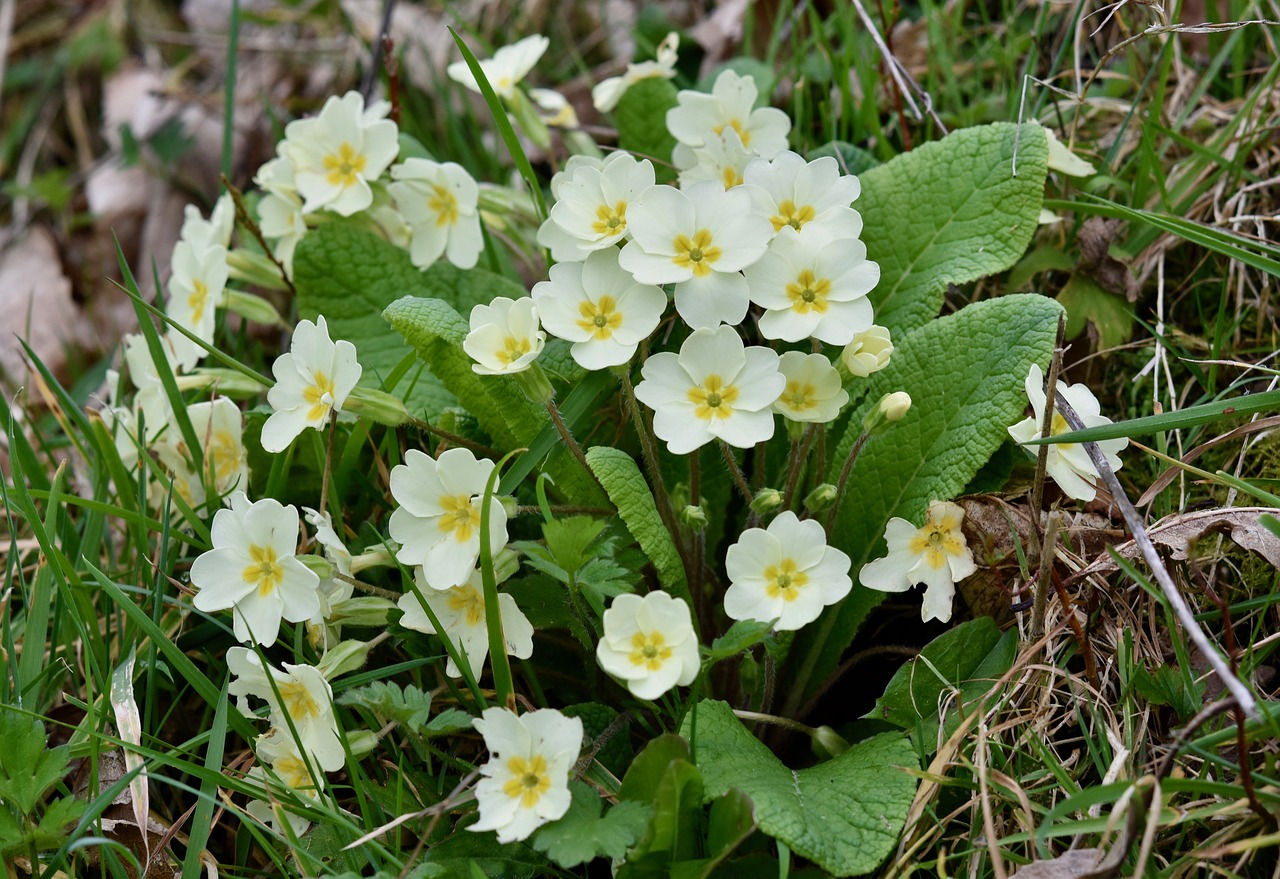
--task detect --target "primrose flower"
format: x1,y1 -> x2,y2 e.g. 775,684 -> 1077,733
180,193 -> 234,253
388,447 -> 509,590
596,592 -> 700,700
841,325 -> 894,377
448,34 -> 550,100
261,315 -> 362,453
592,31 -> 679,113
471,706 -> 582,843
1007,364 -> 1128,502
666,69 -> 791,161
246,732 -> 319,838
281,91 -> 399,216
742,151 -> 864,241
388,159 -> 484,270
536,152 -> 655,262
155,397 -> 249,505
772,351 -> 849,423
620,181 -> 772,329
227,647 -> 345,772
531,248 -> 666,370
190,492 -> 321,646
860,500 -> 976,623
464,297 -> 545,375
398,568 -> 533,679
528,88 -> 578,128
301,507 -> 356,650
166,240 -> 229,371
634,325 -> 785,454
724,511 -> 852,631
675,128 -> 755,190
745,225 -> 879,344
255,155 -> 307,277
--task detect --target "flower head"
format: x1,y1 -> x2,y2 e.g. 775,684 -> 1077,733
471,707 -> 582,843
674,128 -> 755,191
531,248 -> 666,370
634,325 -> 785,454
180,194 -> 235,253
596,591 -> 700,700
464,297 -> 545,375
725,512 -> 852,630
1007,364 -> 1128,502
155,397 -> 249,506
841,325 -> 894,377
592,32 -> 679,113
536,152 -> 655,262
448,34 -> 550,100
281,91 -> 399,216
262,315 -> 362,453
388,448 -> 509,590
246,731 -> 319,838
190,492 -> 321,645
859,500 -> 977,623
255,154 -> 307,277
742,151 -> 864,240
666,70 -> 791,161
772,351 -> 849,423
227,647 -> 345,771
389,159 -> 484,270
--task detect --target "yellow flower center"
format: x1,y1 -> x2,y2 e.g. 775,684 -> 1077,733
722,166 -> 743,189
438,494 -> 481,543
209,430 -> 241,485
274,753 -> 316,791
576,295 -> 623,340
323,142 -> 368,188
303,370 -> 337,423
591,201 -> 628,236
429,184 -> 460,227
908,521 -> 967,571
687,374 -> 739,420
503,755 -> 551,808
784,270 -> 832,314
714,118 -> 750,147
189,279 -> 209,323
671,229 -> 722,278
447,584 -> 486,627
278,679 -> 322,721
764,559 -> 809,601
628,631 -> 673,671
782,379 -> 816,412
242,544 -> 284,598
770,200 -> 817,233
498,335 -> 532,366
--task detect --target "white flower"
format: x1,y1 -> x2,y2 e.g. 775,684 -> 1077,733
536,152 -> 655,262
398,567 -> 533,679
227,647 -> 345,772
121,332 -> 177,439
1007,364 -> 1128,502
724,511 -> 852,631
742,151 -> 864,240
388,447 -> 509,590
528,88 -> 578,128
841,325 -> 894,377
246,731 -> 319,838
596,592 -> 699,700
388,159 -> 484,270
634,325 -> 784,454
261,315 -> 362,453
860,501 -> 976,623
666,70 -> 791,160
879,391 -> 912,422
189,492 -> 321,645
463,297 -> 545,375
675,128 -> 755,190
166,240 -> 229,371
548,154 -> 605,202
155,397 -> 249,506
772,351 -> 849,423
448,34 -> 550,100
619,181 -> 772,329
181,193 -> 235,253
471,706 -> 582,843
592,32 -> 679,113
281,91 -> 399,216
745,225 -> 878,344
531,248 -> 666,370
301,507 -> 356,650
255,155 -> 307,278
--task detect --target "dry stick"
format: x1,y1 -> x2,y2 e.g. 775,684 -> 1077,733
407,415 -> 501,458
1029,314 -> 1067,638
844,0 -> 949,133
976,715 -> 1008,879
1053,393 -> 1260,720
221,175 -> 297,299
1030,509 -> 1059,641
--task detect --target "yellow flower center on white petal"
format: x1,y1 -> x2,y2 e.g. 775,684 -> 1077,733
722,166 -> 743,189
628,630 -> 672,670
672,229 -> 721,278
278,679 -> 322,721
447,584 -> 486,627
784,270 -> 831,314
429,184 -> 459,228
1050,412 -> 1070,437
576,295 -> 623,340
782,379 -> 816,412
714,118 -> 750,147
243,544 -> 285,598
438,494 -> 481,543
908,522 -> 966,571
274,753 -> 315,791
498,335 -> 532,366
687,375 -> 738,420
189,279 -> 210,323
764,559 -> 808,601
770,200 -> 817,233
503,755 -> 551,808
303,371 -> 337,423
591,201 -> 628,236
210,430 -> 241,485
323,142 -> 368,188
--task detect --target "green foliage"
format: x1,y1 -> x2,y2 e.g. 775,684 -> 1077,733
1059,276 -> 1134,351
0,712 -> 86,859
338,681 -> 434,733
808,140 -> 880,175
682,700 -> 917,877
615,79 -> 680,182
532,781 -> 651,867
1131,666 -> 1205,722
859,123 -> 1049,334
704,620 -> 775,665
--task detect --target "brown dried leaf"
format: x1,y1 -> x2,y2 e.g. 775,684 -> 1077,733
1011,848 -> 1111,878
1087,507 -> 1280,573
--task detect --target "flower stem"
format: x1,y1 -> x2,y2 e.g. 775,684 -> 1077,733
782,425 -> 817,511
717,440 -> 754,506
619,369 -> 689,568
319,412 -> 338,520
544,397 -> 605,494
825,430 -> 871,534
689,451 -> 707,623
479,452 -> 520,711
333,571 -> 400,601
407,416 -> 502,458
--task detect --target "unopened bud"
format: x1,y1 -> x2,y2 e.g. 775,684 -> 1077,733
679,504 -> 708,531
295,553 -> 334,580
841,326 -> 894,378
803,483 -> 838,514
175,368 -> 267,397
316,638 -> 372,680
328,596 -> 396,627
863,391 -> 912,435
750,488 -> 784,516
222,289 -> 287,327
344,387 -> 410,426
345,729 -> 380,758
512,362 -> 555,403
811,725 -> 850,759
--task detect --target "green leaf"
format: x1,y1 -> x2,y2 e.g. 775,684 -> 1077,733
338,681 -> 433,733
1032,387 -> 1280,445
585,447 -> 689,604
784,293 -> 1061,715
0,713 -> 71,816
31,796 -> 87,848
616,79 -> 679,183
704,620 -> 774,664
871,619 -> 1018,750
532,781 -> 652,868
541,516 -> 608,577
682,701 -> 917,877
623,759 -> 704,872
808,141 -> 880,176
293,223 -> 525,420
417,828 -> 547,878
860,123 -> 1049,334
619,734 -> 693,804
424,708 -> 476,736
1132,665 -> 1204,722
1058,275 -> 1134,351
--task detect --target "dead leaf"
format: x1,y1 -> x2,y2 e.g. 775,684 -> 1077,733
1077,217 -> 1138,301
1011,848 -> 1113,878
111,647 -> 149,868
0,226 -> 78,387
1085,507 -> 1280,573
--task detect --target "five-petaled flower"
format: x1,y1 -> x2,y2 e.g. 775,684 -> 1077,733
666,69 -> 791,163
227,647 -> 345,771
724,511 -> 852,631
772,351 -> 849,423
388,159 -> 485,270
596,591 -> 700,700
742,151 -> 864,241
165,238 -> 229,372
447,34 -> 550,100
537,152 -> 655,262
281,91 -> 399,217
190,492 -> 321,645
464,297 -> 546,375
859,500 -> 977,623
471,706 -> 582,843
261,315 -> 362,453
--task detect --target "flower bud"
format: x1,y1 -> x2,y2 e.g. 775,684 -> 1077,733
345,729 -> 380,758
316,638 -> 373,680
863,391 -> 912,436
328,596 -> 396,627
679,504 -> 708,531
222,289 -> 287,328
511,362 -> 555,402
350,545 -> 396,574
811,725 -> 850,759
344,387 -> 410,426
841,325 -> 893,378
174,368 -> 267,397
750,488 -> 784,516
295,553 -> 334,581
803,483 -> 838,514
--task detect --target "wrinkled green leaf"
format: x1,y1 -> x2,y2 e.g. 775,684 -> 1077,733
532,781 -> 652,868
338,681 -> 433,733
616,78 -> 679,182
425,708 -> 476,736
